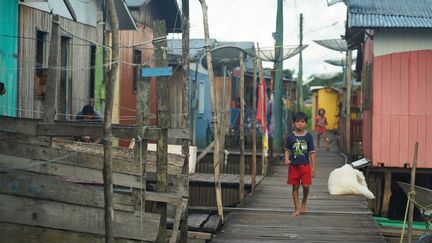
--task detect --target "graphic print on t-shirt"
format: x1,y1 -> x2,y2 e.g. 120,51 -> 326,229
293,139 -> 308,158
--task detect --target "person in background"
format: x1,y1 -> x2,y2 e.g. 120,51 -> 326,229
285,112 -> 316,216
315,108 -> 329,151
75,104 -> 102,143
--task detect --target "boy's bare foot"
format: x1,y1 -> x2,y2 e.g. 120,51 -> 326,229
299,205 -> 307,213
292,211 -> 300,217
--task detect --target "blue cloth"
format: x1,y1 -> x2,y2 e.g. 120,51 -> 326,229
230,108 -> 240,128
285,132 -> 315,165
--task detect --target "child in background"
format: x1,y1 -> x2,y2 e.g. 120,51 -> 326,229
285,112 -> 316,216
315,108 -> 329,151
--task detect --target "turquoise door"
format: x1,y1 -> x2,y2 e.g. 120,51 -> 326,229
0,0 -> 18,117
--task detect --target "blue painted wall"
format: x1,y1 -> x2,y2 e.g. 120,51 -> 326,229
190,70 -> 212,148
0,0 -> 18,117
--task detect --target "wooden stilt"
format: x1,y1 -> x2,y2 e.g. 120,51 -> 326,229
381,171 -> 392,217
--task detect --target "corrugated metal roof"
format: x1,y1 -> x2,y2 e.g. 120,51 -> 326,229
348,0 -> 432,28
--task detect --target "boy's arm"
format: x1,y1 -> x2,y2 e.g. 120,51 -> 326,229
310,152 -> 316,177
284,149 -> 291,165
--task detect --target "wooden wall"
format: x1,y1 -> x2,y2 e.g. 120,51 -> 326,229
371,50 -> 432,168
19,5 -> 96,119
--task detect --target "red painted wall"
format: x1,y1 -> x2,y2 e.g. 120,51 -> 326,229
370,50 -> 432,168
118,24 -> 156,146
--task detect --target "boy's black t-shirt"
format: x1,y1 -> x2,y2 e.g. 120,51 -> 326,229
285,132 -> 315,165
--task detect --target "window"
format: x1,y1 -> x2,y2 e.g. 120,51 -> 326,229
59,36 -> 72,120
133,49 -> 142,92
35,30 -> 48,98
89,45 -> 96,99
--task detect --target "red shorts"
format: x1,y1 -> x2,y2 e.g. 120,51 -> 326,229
287,164 -> 312,185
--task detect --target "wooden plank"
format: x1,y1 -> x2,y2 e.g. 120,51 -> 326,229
0,154 -> 142,189
408,116 -> 418,167
0,132 -> 51,147
0,222 -> 142,243
196,141 -> 214,163
381,55 -> 392,115
0,141 -> 141,175
145,191 -> 182,205
37,122 -> 189,140
187,214 -> 209,231
380,171 -> 392,217
0,171 -> 134,212
0,194 -> 159,241
400,52 -> 410,116
390,53 -> 401,115
373,57 -> 383,117
380,116 -> 390,166
202,214 -> 221,233
399,116 -> 410,165
0,116 -> 38,135
408,51 -> 418,115
417,116 -> 427,168
389,115 -> 400,166
372,114 -> 381,166
417,51 -> 427,116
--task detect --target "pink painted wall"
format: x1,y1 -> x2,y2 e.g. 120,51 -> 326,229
370,50 -> 432,168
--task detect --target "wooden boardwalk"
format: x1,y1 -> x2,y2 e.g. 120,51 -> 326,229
212,140 -> 385,242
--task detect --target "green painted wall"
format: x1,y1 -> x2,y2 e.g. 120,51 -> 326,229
0,0 -> 18,117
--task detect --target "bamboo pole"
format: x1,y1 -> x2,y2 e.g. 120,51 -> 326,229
198,0 -> 224,222
103,0 -> 119,242
407,142 -> 419,243
239,52 -> 245,206
251,58 -> 257,192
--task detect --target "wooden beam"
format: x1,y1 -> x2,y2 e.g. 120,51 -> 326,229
154,19 -> 169,243
0,116 -> 38,136
239,51 -> 245,206
44,15 -> 60,123
145,191 -> 182,205
196,141 -> 214,163
0,194 -> 160,241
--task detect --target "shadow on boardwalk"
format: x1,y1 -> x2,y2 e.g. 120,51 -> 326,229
212,134 -> 385,242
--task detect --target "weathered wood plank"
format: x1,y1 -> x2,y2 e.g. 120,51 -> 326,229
0,194 -> 159,241
0,222 -> 144,243
0,132 -> 51,147
0,154 -> 142,188
0,171 -> 134,212
145,191 -> 182,205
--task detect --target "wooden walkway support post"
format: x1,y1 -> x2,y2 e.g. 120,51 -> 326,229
239,52 -> 245,205
407,142 -> 419,243
199,0 -> 224,222
258,59 -> 267,176
180,0 -> 190,241
345,50 -> 352,157
44,14 -> 60,123
153,20 -> 170,243
103,1 -> 119,242
251,58 -> 257,192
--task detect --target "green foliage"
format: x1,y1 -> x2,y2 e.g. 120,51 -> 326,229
303,72 -> 344,98
283,69 -> 294,79
303,106 -> 312,129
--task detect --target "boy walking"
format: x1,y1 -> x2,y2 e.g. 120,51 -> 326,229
285,112 -> 316,216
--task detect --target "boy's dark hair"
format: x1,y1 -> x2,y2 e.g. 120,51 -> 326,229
293,111 -> 308,123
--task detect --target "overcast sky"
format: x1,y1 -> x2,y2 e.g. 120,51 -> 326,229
174,0 -> 347,82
